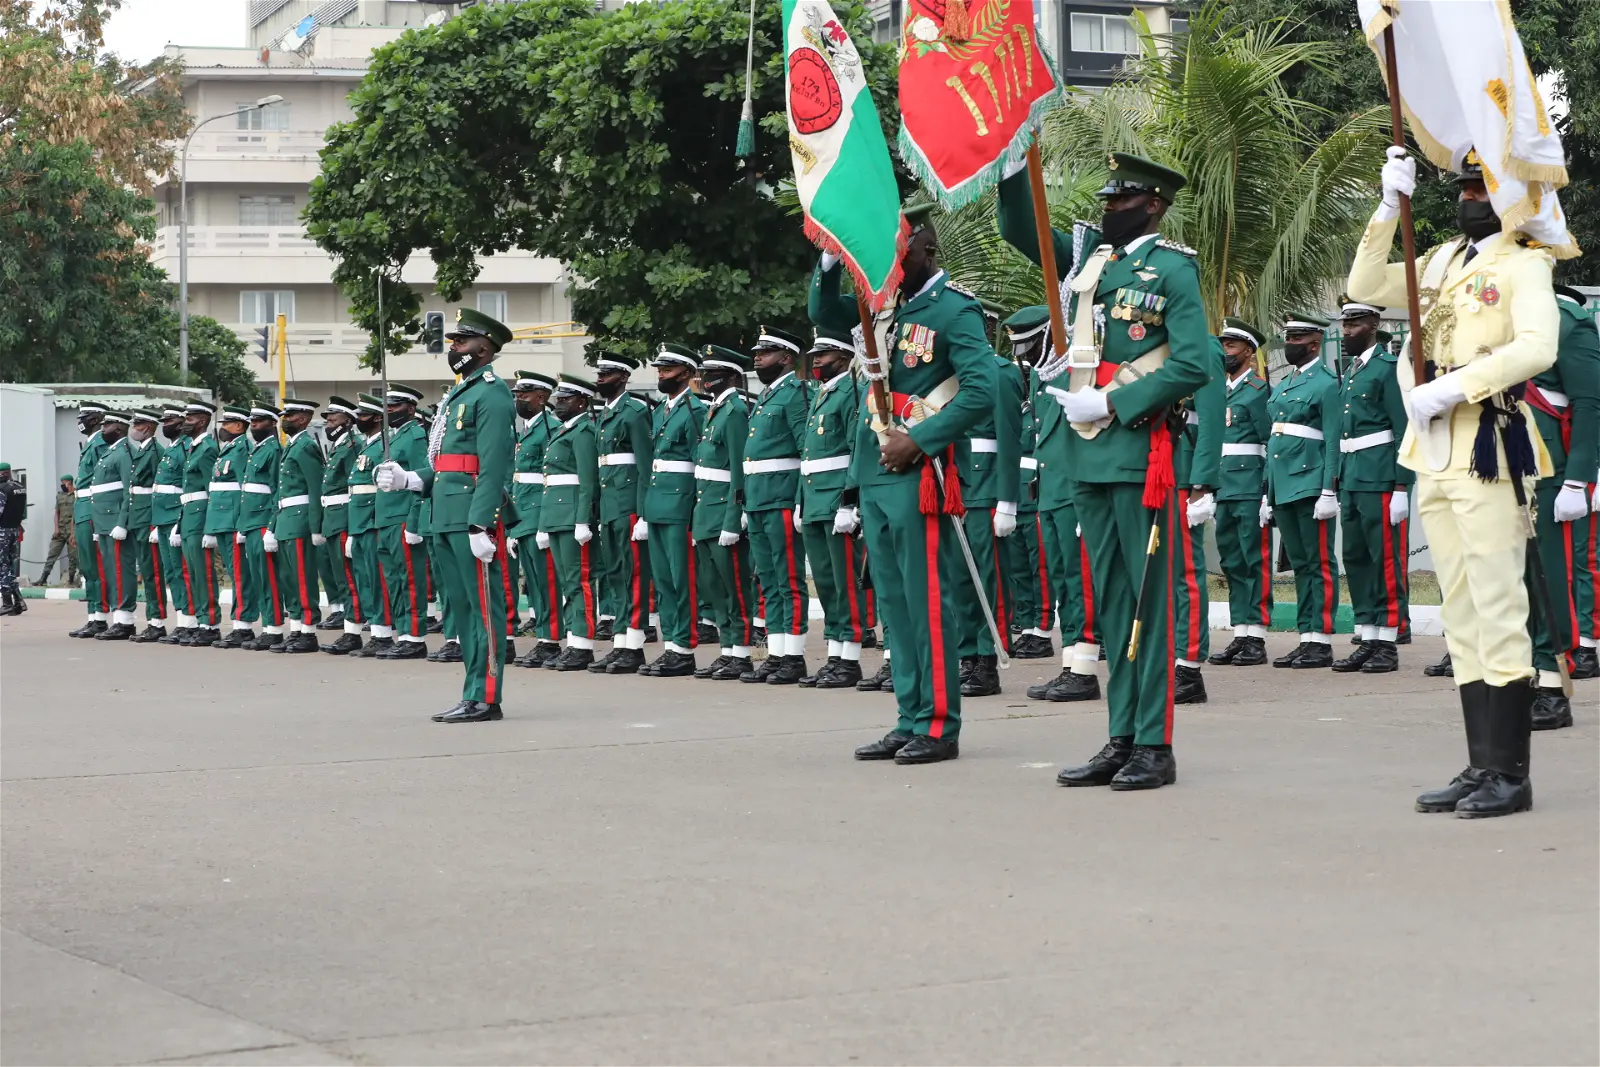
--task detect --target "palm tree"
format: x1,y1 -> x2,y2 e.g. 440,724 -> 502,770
937,1 -> 1390,335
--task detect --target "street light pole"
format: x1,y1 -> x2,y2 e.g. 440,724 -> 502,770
178,93 -> 284,385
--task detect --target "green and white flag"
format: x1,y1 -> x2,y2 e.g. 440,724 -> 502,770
784,0 -> 908,311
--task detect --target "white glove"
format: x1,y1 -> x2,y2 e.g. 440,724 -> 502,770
148,527 -> 159,544
820,251 -> 840,272
1388,489 -> 1410,526
235,531 -> 246,545
311,533 -> 327,547
110,525 -> 126,541
993,505 -> 1017,538
718,529 -> 741,548
632,518 -> 649,541
374,461 -> 420,492
1407,373 -> 1468,423
1186,492 -> 1216,528
535,531 -> 550,551
1313,490 -> 1340,522
833,506 -> 860,534
1554,481 -> 1589,523
169,529 -> 182,547
574,522 -> 592,545
202,534 -> 218,549
343,535 -> 354,559
793,508 -> 804,531
506,536 -> 519,559
403,529 -> 423,546
740,511 -> 749,530
1258,497 -> 1272,528
1379,146 -> 1416,213
1048,385 -> 1110,425
1593,481 -> 1600,514
262,530 -> 278,553
469,530 -> 496,562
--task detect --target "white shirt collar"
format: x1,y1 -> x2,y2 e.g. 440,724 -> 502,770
367,430 -> 384,445
818,371 -> 848,393
1354,343 -> 1380,369
710,386 -> 740,409
1227,369 -> 1252,392
1122,233 -> 1160,255
663,389 -> 687,410
909,269 -> 945,302
563,413 -> 586,429
763,371 -> 795,393
605,390 -> 629,410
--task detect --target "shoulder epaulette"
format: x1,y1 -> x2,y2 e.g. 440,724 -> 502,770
1375,348 -> 1399,362
1156,239 -> 1197,258
944,279 -> 979,300
1247,377 -> 1268,391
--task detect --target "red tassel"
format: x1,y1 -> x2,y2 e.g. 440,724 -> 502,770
942,446 -> 965,516
1143,423 -> 1175,510
943,0 -> 972,40
919,460 -> 940,516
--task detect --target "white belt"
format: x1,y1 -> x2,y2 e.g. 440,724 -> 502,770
130,486 -> 154,496
277,494 -> 310,508
90,481 -> 123,494
1221,443 -> 1267,458
1185,411 -> 1200,427
1020,457 -> 1039,471
350,484 -> 379,495
320,493 -> 350,506
694,465 -> 732,482
652,460 -> 695,475
546,473 -> 580,486
800,455 -> 850,475
180,491 -> 208,504
1540,389 -> 1570,408
968,438 -> 999,453
78,484 -> 94,497
209,481 -> 240,492
155,485 -> 183,495
1339,429 -> 1395,453
513,472 -> 545,485
600,453 -> 637,467
243,482 -> 272,494
1271,423 -> 1323,441
743,457 -> 802,475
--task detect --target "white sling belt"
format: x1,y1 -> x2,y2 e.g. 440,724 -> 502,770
800,455 -> 850,475
1271,423 -> 1324,441
1220,443 -> 1267,458
1339,429 -> 1395,453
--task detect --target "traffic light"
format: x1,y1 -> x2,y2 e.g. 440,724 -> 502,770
424,311 -> 445,354
254,326 -> 271,363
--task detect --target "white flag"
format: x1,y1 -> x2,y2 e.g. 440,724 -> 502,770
1359,0 -> 1578,258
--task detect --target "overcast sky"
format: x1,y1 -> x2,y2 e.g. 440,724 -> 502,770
103,0 -> 248,64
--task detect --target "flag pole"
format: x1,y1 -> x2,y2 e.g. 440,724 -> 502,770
1025,144 -> 1069,361
1381,24 -> 1427,387
855,293 -> 892,431
376,269 -> 390,464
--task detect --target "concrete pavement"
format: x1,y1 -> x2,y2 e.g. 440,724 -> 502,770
3,601 -> 1596,1065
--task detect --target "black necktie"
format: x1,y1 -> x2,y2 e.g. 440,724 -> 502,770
1463,245 -> 1478,265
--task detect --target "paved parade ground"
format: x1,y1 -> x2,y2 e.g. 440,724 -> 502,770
2,601 -> 1596,1065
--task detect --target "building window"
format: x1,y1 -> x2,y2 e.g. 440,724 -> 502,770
239,195 -> 297,227
1169,18 -> 1190,36
1071,12 -> 1138,54
240,290 -> 295,324
237,101 -> 290,131
476,291 -> 508,323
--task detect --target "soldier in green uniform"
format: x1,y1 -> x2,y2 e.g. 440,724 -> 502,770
268,397 -> 324,652
67,403 -> 110,638
642,343 -> 708,676
87,410 -> 138,639
1264,317 -> 1342,670
374,385 -> 430,659
239,404 -> 286,649
999,153 -> 1213,788
347,395 -> 394,656
1207,319 -> 1274,667
1002,311 -> 1054,662
416,401 -> 463,666
377,308 -> 516,721
1332,302 -> 1413,674
146,406 -> 190,643
507,372 -> 564,668
174,401 -> 221,645
689,346 -> 759,680
205,406 -> 256,649
122,410 -> 166,639
1170,336 -> 1226,704
316,398 -> 359,649
738,326 -> 812,684
590,353 -> 655,665
537,375 -> 602,671
1524,285 -> 1600,728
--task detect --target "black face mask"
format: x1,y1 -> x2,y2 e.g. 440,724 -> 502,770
161,423 -> 181,441
514,400 -> 537,419
596,378 -> 626,401
1100,203 -> 1150,250
755,362 -> 787,386
387,408 -> 413,427
1011,338 -> 1044,368
657,368 -> 688,395
1284,341 -> 1320,367
1458,199 -> 1501,241
447,347 -> 476,375
1341,331 -> 1374,359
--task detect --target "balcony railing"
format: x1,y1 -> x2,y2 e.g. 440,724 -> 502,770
225,322 -> 569,358
180,129 -> 328,162
153,227 -> 318,257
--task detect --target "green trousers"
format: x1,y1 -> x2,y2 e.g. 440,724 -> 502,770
350,531 -> 388,632
180,532 -> 222,626
133,527 -> 166,621
434,531 -> 507,704
492,534 -> 518,638
1040,503 -> 1095,648
1075,483 -> 1180,746
1275,497 -> 1340,635
317,532 -> 350,614
376,524 -> 426,640
155,523 -> 187,617
247,529 -> 285,630
955,506 -> 1012,657
222,533 -> 256,625
861,476 -> 964,740
801,522 -> 874,644
597,514 -> 651,633
1171,490 -> 1210,663
1528,481 -> 1585,673
747,507 -> 807,641
696,538 -> 757,649
76,519 -> 101,616
1580,505 -> 1599,643
1215,498 -> 1273,629
277,536 -> 321,629
511,539 -> 558,642
550,530 -> 599,643
645,522 -> 696,650
95,532 -> 139,613
428,532 -> 456,638
1008,512 -> 1052,636
1339,489 -> 1410,634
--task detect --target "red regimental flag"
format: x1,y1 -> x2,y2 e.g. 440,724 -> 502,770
897,0 -> 1061,207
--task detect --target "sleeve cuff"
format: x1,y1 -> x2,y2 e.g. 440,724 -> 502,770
995,500 -> 1017,516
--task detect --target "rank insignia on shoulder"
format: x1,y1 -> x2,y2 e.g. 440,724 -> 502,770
945,280 -> 977,299
484,370 -> 495,381
1156,239 -> 1197,257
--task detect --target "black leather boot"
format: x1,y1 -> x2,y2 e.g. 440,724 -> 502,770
697,621 -> 720,646
895,734 -> 958,764
433,639 -> 463,663
1456,681 -> 1533,818
857,659 -> 891,691
799,656 -> 841,688
1423,652 -> 1453,677
249,631 -> 284,651
648,649 -> 696,677
594,618 -> 614,642
1233,635 -> 1267,666
216,627 -> 255,649
1292,641 -> 1333,669
960,654 -> 1000,697
323,632 -> 362,655
549,647 -> 594,672
69,619 -> 106,638
860,630 -> 878,649
695,655 -> 731,680
766,655 -> 807,685
1571,646 -> 1598,679
586,647 -> 624,673
1045,671 -> 1100,702
854,731 -> 911,760
1208,636 -> 1247,665
739,656 -> 776,684
1332,641 -> 1376,672
189,626 -> 220,646
377,639 -> 427,659
317,610 -> 344,631
1027,670 -> 1070,700
286,632 -> 319,653
1359,640 -> 1399,673
95,622 -> 136,641
1057,737 -> 1133,786
1173,665 -> 1206,704
435,701 -> 503,723
160,627 -> 190,645
1011,633 -> 1054,659
1417,680 -> 1491,813
712,655 -> 752,680
606,647 -> 645,675
1530,688 -> 1572,730
818,658 -> 863,689
356,636 -> 394,658
133,624 -> 166,643
515,640 -> 558,667
425,616 -> 443,634
957,656 -> 978,689
1272,644 -> 1303,668
1110,745 -> 1177,790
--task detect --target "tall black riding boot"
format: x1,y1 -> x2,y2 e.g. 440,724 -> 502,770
1456,680 -> 1533,818
1416,681 -> 1492,813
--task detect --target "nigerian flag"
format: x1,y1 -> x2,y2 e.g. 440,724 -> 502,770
784,0 -> 908,311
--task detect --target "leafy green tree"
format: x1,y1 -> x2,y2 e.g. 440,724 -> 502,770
183,316 -> 261,405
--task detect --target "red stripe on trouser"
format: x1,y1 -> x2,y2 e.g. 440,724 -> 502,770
114,539 -> 125,609
1178,491 -> 1201,660
497,527 -> 515,636
1034,516 -> 1051,629
340,534 -> 363,623
1164,499 -> 1177,743
842,533 -> 863,642
425,558 -> 434,602
474,554 -> 497,704
377,554 -> 393,627
204,546 -> 219,624
926,515 -> 950,738
1258,524 -> 1273,626
1589,506 -> 1599,638
149,538 -> 164,619
990,537 -> 1011,653
263,532 -> 284,626
1380,494 -> 1400,629
95,538 -> 109,612
781,510 -> 804,635
400,526 -> 422,637
629,513 -> 646,630
1561,524 -> 1579,651
579,541 -> 597,638
1079,537 -> 1096,642
231,540 -> 245,621
1316,517 -> 1335,634
296,540 -> 314,626
685,528 -> 698,648
730,544 -> 752,646
544,550 -> 562,641
181,548 -> 195,619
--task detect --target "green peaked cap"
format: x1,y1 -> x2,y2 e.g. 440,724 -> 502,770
1097,152 -> 1187,201
808,324 -> 855,354
1219,317 -> 1265,348
1003,305 -> 1050,341
700,344 -> 753,372
447,307 -> 513,350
